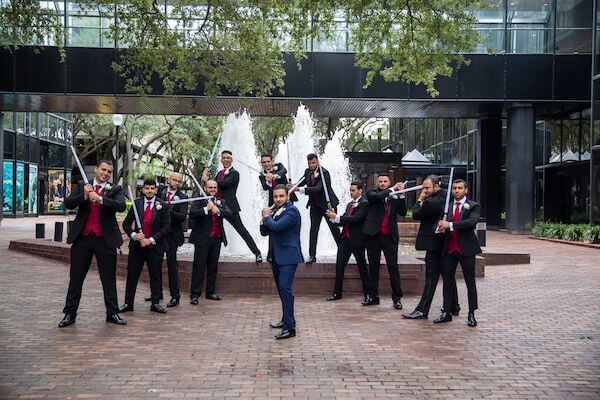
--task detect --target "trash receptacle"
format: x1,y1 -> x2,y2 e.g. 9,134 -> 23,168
54,222 -> 64,242
35,223 -> 45,239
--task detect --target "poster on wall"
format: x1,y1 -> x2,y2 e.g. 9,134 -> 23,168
28,164 -> 38,214
47,169 -> 65,213
2,161 -> 13,213
16,162 -> 24,212
66,170 -> 72,198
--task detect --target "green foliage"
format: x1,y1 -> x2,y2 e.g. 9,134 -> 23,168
533,222 -> 600,244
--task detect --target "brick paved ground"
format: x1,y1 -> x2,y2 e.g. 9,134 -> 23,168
0,218 -> 599,399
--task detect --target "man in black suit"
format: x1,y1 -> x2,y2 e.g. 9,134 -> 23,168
362,173 -> 407,309
290,153 -> 340,264
402,176 -> 458,320
325,181 -> 371,303
202,150 -> 262,262
434,179 -> 482,327
188,179 -> 233,304
143,172 -> 188,307
120,178 -> 171,314
58,160 -> 127,328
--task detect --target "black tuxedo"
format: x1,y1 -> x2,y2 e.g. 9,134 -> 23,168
331,197 -> 371,296
157,186 -> 189,300
411,189 -> 457,315
122,198 -> 171,305
213,167 -> 260,256
363,188 -> 407,301
63,180 -> 127,316
297,167 -> 340,258
441,198 -> 482,314
259,163 -> 297,206
189,198 -> 233,298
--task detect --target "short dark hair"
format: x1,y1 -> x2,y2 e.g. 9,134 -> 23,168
307,153 -> 318,161
453,179 -> 468,189
424,175 -> 440,186
260,153 -> 272,159
273,184 -> 289,194
350,181 -> 363,190
143,178 -> 157,187
221,150 -> 232,156
376,172 -> 390,178
97,159 -> 113,167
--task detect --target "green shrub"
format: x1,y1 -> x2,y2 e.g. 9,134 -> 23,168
563,224 -> 585,242
533,221 -> 600,244
582,225 -> 600,244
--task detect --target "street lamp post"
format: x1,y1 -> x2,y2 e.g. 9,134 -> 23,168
112,114 -> 123,184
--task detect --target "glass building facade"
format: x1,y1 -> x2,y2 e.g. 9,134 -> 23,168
2,112 -> 72,217
591,0 -> 600,223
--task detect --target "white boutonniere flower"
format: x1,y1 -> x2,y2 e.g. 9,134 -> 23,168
389,194 -> 398,200
173,195 -> 180,201
463,203 -> 471,210
215,200 -> 222,207
274,207 -> 286,218
313,172 -> 319,178
104,184 -> 112,191
155,203 -> 163,211
273,165 -> 278,171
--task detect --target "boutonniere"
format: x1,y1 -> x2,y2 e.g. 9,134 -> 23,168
463,203 -> 470,210
215,199 -> 222,207
173,195 -> 180,201
104,184 -> 112,191
389,194 -> 398,200
273,165 -> 278,171
274,207 -> 286,217
313,172 -> 319,178
155,203 -> 163,211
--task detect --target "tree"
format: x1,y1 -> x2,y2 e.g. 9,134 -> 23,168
3,1 -> 480,98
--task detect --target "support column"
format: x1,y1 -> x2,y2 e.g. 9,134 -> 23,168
506,105 -> 535,233
0,111 -> 3,224
476,116 -> 502,228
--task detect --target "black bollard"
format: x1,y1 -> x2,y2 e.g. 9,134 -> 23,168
35,223 -> 45,239
54,222 -> 64,242
476,217 -> 486,247
67,220 -> 74,236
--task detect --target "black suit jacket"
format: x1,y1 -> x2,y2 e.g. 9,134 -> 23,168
298,167 -> 339,210
259,163 -> 298,205
213,167 -> 240,212
443,198 -> 482,256
188,198 -> 233,247
65,180 -> 127,249
123,198 -> 172,254
158,187 -> 188,246
412,189 -> 446,251
334,197 -> 369,248
363,188 -> 407,243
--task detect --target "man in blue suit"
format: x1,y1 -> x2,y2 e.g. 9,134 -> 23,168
260,184 -> 304,340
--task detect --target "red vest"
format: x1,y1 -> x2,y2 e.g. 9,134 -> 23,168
142,200 -> 155,249
446,202 -> 462,255
379,200 -> 391,236
341,203 -> 354,239
82,185 -> 103,237
209,213 -> 222,238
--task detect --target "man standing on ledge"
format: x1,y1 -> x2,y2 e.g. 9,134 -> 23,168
261,184 -> 304,340
202,150 -> 262,263
59,160 -> 127,328
402,175 -> 459,320
362,173 -> 407,309
435,179 -> 481,327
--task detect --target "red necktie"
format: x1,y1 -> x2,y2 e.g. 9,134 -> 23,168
95,185 -> 102,195
453,202 -> 461,222
166,192 -> 172,202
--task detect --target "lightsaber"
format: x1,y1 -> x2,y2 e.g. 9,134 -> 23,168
286,141 -> 292,183
442,167 -> 455,219
388,184 -> 424,196
288,176 -> 306,193
169,195 -> 213,204
126,186 -> 142,231
187,168 -> 208,197
235,158 -> 264,175
70,145 -> 89,184
207,131 -> 222,171
318,164 -> 332,210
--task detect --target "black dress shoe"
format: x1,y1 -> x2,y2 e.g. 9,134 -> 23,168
305,256 -> 316,264
362,295 -> 380,306
255,254 -> 263,263
267,256 -> 273,263
106,314 -> 127,325
452,306 -> 461,316
119,304 -> 134,313
205,294 -> 221,301
269,320 -> 284,329
145,294 -> 163,302
190,297 -> 199,305
150,303 -> 167,313
275,329 -> 296,339
393,300 -> 403,310
326,293 -> 342,301
467,312 -> 477,327
58,313 -> 77,328
433,311 -> 453,324
166,298 -> 179,307
402,310 -> 428,319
